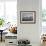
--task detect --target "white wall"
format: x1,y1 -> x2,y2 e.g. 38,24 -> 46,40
17,0 -> 42,46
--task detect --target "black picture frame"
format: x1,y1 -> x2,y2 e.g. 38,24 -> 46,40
20,11 -> 36,24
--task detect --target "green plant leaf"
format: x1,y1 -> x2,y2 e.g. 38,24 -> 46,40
0,18 -> 5,27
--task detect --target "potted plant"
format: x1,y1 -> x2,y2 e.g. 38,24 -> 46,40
0,18 -> 5,27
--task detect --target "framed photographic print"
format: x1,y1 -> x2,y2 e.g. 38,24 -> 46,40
20,11 -> 36,24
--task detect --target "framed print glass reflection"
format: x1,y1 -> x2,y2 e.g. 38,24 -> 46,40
20,11 -> 36,24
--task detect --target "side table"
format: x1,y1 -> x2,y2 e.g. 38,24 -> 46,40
0,30 -> 3,42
